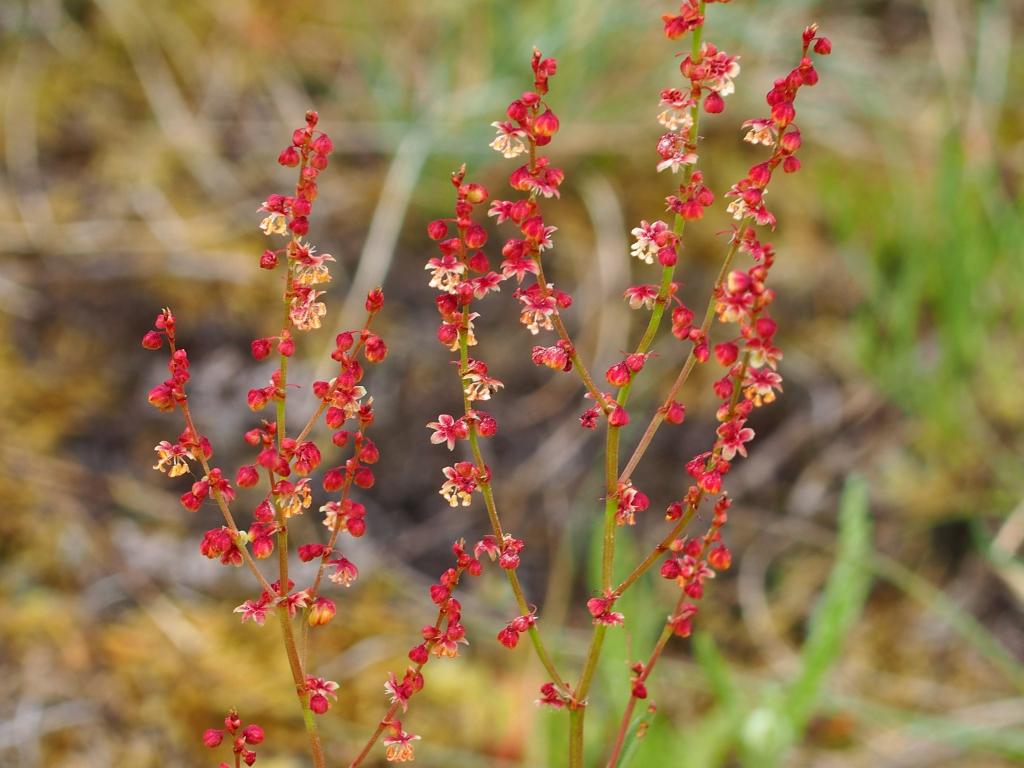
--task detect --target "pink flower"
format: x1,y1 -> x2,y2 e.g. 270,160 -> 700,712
427,414 -> 469,451
383,721 -> 421,762
234,599 -> 269,626
715,419 -> 755,460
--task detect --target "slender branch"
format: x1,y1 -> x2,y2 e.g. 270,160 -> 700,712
618,228 -> 745,484
455,305 -> 570,693
178,400 -> 274,595
569,11 -> 707,765
348,572 -> 464,768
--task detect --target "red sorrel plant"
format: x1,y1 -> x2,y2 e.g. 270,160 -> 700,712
142,2 -> 830,766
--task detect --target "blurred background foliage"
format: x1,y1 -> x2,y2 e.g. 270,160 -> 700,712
2,0 -> 1024,766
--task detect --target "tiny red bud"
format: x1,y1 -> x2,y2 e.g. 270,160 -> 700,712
813,37 -> 831,55
277,337 -> 295,358
251,338 -> 272,360
141,330 -> 163,349
203,730 -> 224,748
608,405 -> 630,427
311,134 -> 334,155
278,146 -> 300,167
783,155 -> 801,173
680,198 -> 704,221
726,270 -> 751,295
260,250 -> 278,269
703,91 -> 724,114
236,465 -> 260,488
427,220 -> 448,240
606,362 -> 631,387
465,224 -> 487,249
308,597 -> 336,626
323,468 -> 345,493
353,468 -> 374,488
366,287 -> 385,313
665,401 -> 685,424
779,131 -> 802,154
533,109 -> 559,136
708,544 -> 732,569
714,342 -> 739,366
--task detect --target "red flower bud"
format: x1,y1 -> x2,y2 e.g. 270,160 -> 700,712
698,470 -> 722,495
311,134 -> 334,155
359,440 -> 379,464
465,224 -> 487,249
608,405 -> 630,427
497,627 -> 520,649
236,465 -> 260,488
323,468 -> 345,492
771,100 -> 796,128
260,250 -> 278,269
756,316 -> 777,339
680,198 -> 704,221
291,196 -> 312,217
148,383 -> 177,412
310,694 -> 328,715
783,155 -> 801,174
181,491 -> 204,512
242,725 -> 264,746
665,401 -> 685,424
366,287 -> 385,313
409,644 -> 429,664
288,216 -> 309,235
708,544 -> 732,570
251,338 -> 272,360
141,330 -> 163,349
813,37 -> 831,55
438,323 -> 459,345
203,730 -> 224,748
703,91 -> 725,114
364,335 -> 387,363
779,131 -> 802,154
464,183 -> 488,204
714,342 -> 739,366
277,337 -> 295,357
308,597 -> 336,626
278,146 -> 300,167
353,468 -> 374,488
606,362 -> 631,387
694,342 -> 710,363
507,100 -> 528,122
661,558 -> 682,579
657,246 -> 677,266
749,163 -> 772,187
625,353 -> 646,373
672,306 -> 694,328
252,534 -> 274,559
726,270 -> 751,296
427,219 -> 448,240
247,388 -> 270,411
309,152 -> 328,171
534,109 -> 559,136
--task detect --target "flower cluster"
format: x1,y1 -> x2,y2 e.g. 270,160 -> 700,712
203,710 -> 264,767
141,4 -> 831,766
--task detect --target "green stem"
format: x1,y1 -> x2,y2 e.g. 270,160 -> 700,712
569,11 -> 706,766
457,302 -> 570,694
